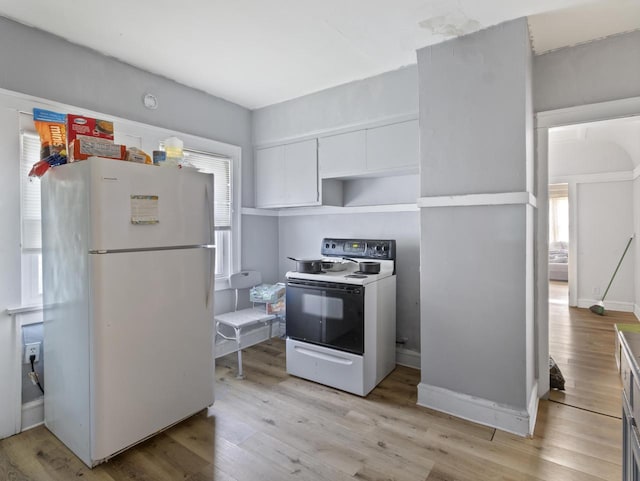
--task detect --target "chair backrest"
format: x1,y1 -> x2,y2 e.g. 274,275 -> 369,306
229,271 -> 262,311
229,271 -> 262,290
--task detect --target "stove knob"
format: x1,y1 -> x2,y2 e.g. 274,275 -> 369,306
325,243 -> 330,249
331,243 -> 336,249
375,245 -> 381,251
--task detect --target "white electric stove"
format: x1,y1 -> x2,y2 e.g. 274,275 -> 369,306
285,238 -> 397,396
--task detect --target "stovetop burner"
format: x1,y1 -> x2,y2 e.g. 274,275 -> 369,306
353,271 -> 371,275
345,274 -> 368,279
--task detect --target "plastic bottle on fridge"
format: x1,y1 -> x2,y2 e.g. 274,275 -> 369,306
163,137 -> 183,167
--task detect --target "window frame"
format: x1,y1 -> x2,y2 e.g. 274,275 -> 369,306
181,147 -> 234,282
19,120 -> 43,306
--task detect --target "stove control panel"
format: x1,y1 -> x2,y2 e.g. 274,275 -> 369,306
321,238 -> 396,260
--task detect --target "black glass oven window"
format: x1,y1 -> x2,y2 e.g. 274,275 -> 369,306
286,281 -> 364,355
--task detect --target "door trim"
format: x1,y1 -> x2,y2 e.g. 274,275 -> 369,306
535,95 -> 640,398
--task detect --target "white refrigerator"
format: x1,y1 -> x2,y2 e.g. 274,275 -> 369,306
41,157 -> 215,467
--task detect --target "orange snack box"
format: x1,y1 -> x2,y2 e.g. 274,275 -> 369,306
69,139 -> 126,163
67,114 -> 114,146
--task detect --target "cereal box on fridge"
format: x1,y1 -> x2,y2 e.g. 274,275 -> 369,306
67,114 -> 114,146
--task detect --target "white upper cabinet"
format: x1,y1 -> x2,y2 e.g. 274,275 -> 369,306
366,120 -> 419,173
255,144 -> 285,207
318,119 -> 419,179
255,139 -> 318,208
319,130 -> 366,178
283,139 -> 318,206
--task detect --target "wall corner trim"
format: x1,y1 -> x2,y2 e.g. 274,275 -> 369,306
417,383 -> 535,437
536,96 -> 640,129
550,171 -> 634,185
417,192 -> 536,208
634,304 -> 640,322
21,398 -> 44,432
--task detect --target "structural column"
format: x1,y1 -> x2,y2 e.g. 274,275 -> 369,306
417,18 -> 538,435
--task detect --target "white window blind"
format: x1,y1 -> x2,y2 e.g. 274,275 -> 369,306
20,132 -> 42,250
184,149 -> 232,230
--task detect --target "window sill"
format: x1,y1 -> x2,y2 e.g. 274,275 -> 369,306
215,277 -> 230,291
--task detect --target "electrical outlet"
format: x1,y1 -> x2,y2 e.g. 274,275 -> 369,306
24,342 -> 40,363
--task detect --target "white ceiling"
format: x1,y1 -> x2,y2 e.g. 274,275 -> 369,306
0,0 -> 638,109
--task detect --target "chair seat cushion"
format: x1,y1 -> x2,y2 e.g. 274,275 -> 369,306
215,307 -> 276,329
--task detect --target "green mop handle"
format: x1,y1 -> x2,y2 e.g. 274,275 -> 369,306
601,235 -> 634,301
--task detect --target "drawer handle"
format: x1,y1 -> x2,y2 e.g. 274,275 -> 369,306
293,346 -> 353,365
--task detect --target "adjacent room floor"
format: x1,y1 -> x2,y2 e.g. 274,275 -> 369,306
0,284 -> 636,480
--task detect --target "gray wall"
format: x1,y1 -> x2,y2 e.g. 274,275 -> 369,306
0,16 -> 254,206
419,21 -> 529,197
418,18 -> 536,419
253,65 -> 418,145
252,66 -> 421,352
242,215 -> 280,284
533,30 -> 640,113
343,175 -> 419,206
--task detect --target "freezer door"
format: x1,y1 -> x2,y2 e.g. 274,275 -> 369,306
90,247 -> 214,462
88,157 -> 214,251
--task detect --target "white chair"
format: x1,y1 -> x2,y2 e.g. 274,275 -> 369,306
215,271 -> 276,379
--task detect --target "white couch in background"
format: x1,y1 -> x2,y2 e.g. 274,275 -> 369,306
549,241 -> 568,281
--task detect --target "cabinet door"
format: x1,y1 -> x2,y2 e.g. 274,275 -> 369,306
319,130 -> 366,178
366,119 -> 419,173
284,139 -> 318,206
255,146 -> 285,207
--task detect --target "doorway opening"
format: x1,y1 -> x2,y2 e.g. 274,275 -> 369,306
543,113 -> 640,414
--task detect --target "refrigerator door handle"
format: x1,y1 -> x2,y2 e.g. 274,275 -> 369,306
205,184 -> 214,246
206,247 -> 215,309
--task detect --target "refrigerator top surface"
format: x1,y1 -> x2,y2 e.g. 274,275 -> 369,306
50,158 -> 214,251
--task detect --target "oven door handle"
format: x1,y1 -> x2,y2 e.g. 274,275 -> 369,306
287,283 -> 361,294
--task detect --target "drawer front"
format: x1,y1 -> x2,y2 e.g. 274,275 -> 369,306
622,347 -> 633,405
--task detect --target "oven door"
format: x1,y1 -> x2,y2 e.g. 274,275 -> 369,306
286,279 -> 365,355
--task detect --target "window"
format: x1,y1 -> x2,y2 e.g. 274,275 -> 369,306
19,131 -> 43,305
183,149 -> 233,279
549,184 -> 569,244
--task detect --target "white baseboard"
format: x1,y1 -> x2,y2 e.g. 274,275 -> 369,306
417,383 -> 535,437
634,304 -> 640,321
395,347 -> 420,369
578,298 -> 635,312
21,398 -> 44,432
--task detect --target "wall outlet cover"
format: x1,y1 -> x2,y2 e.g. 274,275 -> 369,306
24,342 -> 40,363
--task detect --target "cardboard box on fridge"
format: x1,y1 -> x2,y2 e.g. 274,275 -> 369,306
69,138 -> 126,163
67,114 -> 114,146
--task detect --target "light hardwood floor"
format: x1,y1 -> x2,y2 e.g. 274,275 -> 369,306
0,283 -> 636,480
